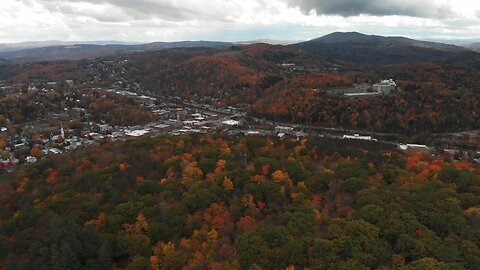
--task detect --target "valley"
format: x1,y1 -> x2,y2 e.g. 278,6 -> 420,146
1,31 -> 480,270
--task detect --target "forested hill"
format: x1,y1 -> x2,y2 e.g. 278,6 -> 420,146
291,32 -> 468,65
1,134 -> 480,269
117,45 -> 480,134
299,32 -> 467,52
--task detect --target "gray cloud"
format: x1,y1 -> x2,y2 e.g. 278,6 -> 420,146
41,0 -> 196,22
288,0 -> 454,18
5,0 -> 479,43
18,0 -> 239,23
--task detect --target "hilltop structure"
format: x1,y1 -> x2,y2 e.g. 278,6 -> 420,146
329,79 -> 398,97
373,79 -> 397,94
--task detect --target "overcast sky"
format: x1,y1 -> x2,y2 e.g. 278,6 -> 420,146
1,0 -> 480,43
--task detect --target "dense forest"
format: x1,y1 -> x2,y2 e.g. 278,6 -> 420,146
0,60 -> 90,82
1,134 -> 480,269
252,79 -> 480,134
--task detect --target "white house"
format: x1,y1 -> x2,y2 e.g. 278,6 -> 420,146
26,156 -> 37,163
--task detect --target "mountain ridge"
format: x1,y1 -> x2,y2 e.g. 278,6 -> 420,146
290,32 -> 474,65
301,32 -> 468,52
0,41 -> 234,61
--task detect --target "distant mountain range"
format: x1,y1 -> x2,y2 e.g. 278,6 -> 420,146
0,41 -> 72,53
0,32 -> 476,62
236,39 -> 300,45
0,40 -> 137,53
0,41 -> 233,61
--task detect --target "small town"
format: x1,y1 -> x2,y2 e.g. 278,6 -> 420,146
0,75 -> 479,174
0,79 -> 247,170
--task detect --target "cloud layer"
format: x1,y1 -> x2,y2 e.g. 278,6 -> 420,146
1,0 -> 480,43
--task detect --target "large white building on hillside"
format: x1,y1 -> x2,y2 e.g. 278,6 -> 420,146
373,79 -> 397,94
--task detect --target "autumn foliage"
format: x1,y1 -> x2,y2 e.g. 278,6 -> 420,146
0,134 -> 480,269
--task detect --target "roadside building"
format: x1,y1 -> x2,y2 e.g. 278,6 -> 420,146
342,134 -> 378,141
275,126 -> 294,135
398,144 -> 430,152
